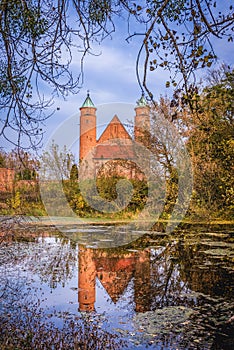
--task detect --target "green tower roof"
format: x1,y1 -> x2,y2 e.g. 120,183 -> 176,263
136,94 -> 147,107
82,91 -> 95,107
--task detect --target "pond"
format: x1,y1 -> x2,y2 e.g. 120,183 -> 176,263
0,224 -> 234,349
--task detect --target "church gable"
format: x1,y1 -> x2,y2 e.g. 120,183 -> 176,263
98,115 -> 131,144
97,270 -> 133,303
95,255 -> 136,303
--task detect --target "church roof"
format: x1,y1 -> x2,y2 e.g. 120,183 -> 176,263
136,94 -> 148,107
94,144 -> 135,159
81,91 -> 95,108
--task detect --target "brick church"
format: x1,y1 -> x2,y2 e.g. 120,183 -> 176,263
78,245 -> 151,312
79,92 -> 150,179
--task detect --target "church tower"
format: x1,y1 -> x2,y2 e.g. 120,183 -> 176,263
134,94 -> 150,145
78,246 -> 96,312
79,92 -> 97,161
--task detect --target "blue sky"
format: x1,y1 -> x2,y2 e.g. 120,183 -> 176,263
1,3 -> 233,153
44,9 -> 234,151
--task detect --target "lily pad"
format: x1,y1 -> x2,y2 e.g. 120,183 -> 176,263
203,248 -> 234,257
134,306 -> 194,335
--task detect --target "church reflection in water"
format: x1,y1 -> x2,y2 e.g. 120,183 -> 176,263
78,246 -> 151,312
78,240 -> 234,312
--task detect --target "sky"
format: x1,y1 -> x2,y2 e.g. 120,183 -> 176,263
1,2 -> 233,154
41,15 -> 171,157
44,9 -> 234,154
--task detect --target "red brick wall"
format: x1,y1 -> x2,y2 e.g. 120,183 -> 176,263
79,106 -> 97,160
134,105 -> 150,143
0,168 -> 15,192
98,115 -> 131,144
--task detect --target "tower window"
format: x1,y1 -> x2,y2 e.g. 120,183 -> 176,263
86,119 -> 89,123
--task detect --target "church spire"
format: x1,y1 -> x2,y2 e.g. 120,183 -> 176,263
82,90 -> 95,108
136,93 -> 147,107
134,92 -> 150,145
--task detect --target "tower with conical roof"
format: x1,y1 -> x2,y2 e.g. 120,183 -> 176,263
79,92 -> 150,176
79,91 -> 97,161
134,94 -> 150,145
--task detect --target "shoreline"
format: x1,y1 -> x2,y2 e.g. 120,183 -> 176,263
1,215 -> 233,228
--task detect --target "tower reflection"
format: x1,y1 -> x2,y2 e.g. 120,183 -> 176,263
78,239 -> 234,313
78,245 -> 151,312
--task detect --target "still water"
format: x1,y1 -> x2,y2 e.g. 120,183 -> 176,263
0,224 -> 233,349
